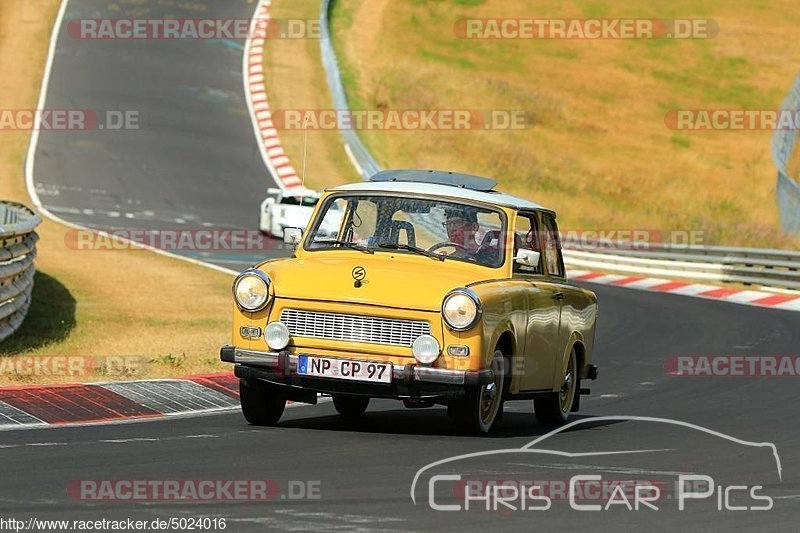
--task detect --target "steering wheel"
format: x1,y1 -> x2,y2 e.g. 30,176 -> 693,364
427,241 -> 467,254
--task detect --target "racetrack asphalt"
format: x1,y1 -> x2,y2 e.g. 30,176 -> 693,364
18,0 -> 800,531
30,0 -> 291,271
2,283 -> 799,531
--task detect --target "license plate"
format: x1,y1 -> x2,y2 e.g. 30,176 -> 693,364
297,355 -> 392,383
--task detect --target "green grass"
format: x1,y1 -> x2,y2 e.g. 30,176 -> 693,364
328,0 -> 800,248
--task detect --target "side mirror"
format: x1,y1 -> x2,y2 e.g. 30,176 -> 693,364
283,227 -> 303,245
514,249 -> 540,267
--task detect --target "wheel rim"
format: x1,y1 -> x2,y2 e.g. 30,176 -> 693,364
479,356 -> 504,425
559,355 -> 576,413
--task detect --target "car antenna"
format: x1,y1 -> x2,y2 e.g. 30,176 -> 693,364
299,113 -> 310,207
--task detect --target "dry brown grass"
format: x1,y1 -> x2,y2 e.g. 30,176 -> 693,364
262,0 -> 359,190
0,0 -> 233,385
329,0 -> 800,249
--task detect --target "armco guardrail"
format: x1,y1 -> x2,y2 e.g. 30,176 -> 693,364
319,1 -> 800,292
772,74 -> 800,233
562,240 -> 800,290
0,202 -> 41,343
320,0 -> 382,179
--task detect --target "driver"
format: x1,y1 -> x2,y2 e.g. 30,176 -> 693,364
443,208 -> 481,255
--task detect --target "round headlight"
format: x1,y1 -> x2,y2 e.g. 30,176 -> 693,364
265,321 -> 290,350
233,269 -> 271,312
412,334 -> 441,364
442,289 -> 481,331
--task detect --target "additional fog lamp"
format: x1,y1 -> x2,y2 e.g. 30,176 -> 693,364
265,321 -> 291,350
442,289 -> 481,331
412,335 -> 441,364
233,269 -> 271,312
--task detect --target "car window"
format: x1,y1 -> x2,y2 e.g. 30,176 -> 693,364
540,213 -> 565,278
513,212 -> 543,275
313,198 -> 348,240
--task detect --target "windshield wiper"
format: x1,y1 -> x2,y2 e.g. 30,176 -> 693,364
324,239 -> 374,254
377,242 -> 445,261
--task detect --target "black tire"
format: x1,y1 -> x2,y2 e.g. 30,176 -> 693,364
239,379 -> 286,426
534,349 -> 578,425
453,350 -> 506,434
332,395 -> 370,417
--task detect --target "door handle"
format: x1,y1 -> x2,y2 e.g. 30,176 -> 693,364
552,292 -> 564,300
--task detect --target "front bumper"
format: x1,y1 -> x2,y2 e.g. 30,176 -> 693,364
220,345 -> 493,401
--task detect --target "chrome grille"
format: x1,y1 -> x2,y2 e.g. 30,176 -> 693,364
280,308 -> 431,347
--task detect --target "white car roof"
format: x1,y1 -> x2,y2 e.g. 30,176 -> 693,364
328,180 -> 548,212
283,187 -> 321,198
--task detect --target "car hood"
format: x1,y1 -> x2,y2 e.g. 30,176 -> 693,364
260,252 -> 494,312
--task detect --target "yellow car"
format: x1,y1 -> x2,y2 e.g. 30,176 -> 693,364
221,170 -> 598,433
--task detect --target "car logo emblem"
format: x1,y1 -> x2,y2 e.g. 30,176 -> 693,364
352,266 -> 366,288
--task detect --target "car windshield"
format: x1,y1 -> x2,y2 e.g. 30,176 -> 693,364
305,194 -> 506,268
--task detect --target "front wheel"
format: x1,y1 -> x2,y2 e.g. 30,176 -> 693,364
332,395 -> 370,418
534,349 -> 578,425
453,350 -> 505,434
239,379 -> 286,426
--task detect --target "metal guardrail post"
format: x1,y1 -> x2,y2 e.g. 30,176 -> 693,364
772,74 -> 800,233
0,202 -> 42,343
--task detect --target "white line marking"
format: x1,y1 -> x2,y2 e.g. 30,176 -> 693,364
100,438 -> 159,443
344,144 -> 363,176
23,0 -> 239,278
24,0 -> 70,211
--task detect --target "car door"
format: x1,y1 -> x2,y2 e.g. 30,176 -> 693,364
514,211 -> 563,392
538,212 -> 583,389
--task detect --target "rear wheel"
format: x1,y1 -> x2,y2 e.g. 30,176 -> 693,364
453,350 -> 506,434
239,379 -> 286,426
333,395 -> 370,418
534,349 -> 578,425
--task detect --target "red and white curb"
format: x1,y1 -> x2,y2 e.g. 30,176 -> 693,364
567,269 -> 800,312
0,373 -> 241,430
244,0 -> 303,192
